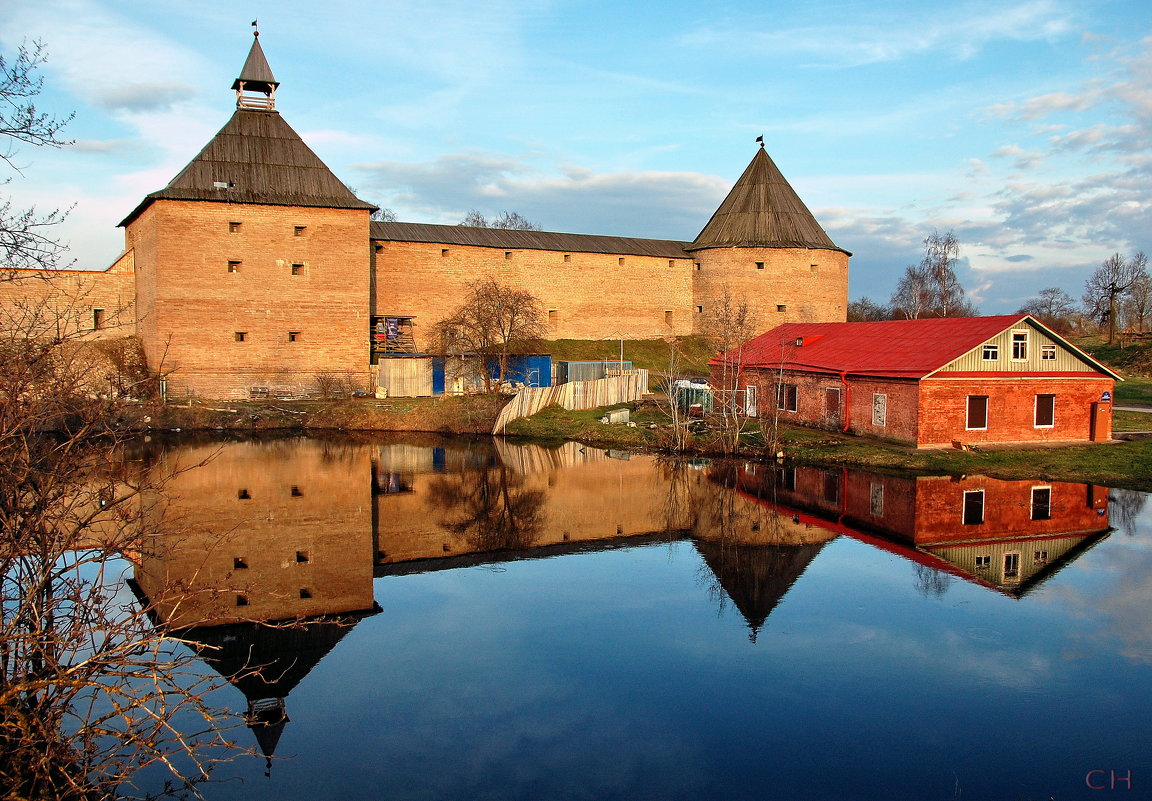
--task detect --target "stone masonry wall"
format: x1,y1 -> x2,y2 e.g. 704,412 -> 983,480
373,240 -> 696,347
692,246 -> 849,333
917,377 -> 1113,446
130,199 -> 371,399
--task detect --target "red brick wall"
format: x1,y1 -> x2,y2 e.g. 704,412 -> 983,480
373,240 -> 696,345
130,199 -> 371,399
735,368 -> 920,443
911,475 -> 1111,543
917,377 -> 1114,446
692,246 -> 848,333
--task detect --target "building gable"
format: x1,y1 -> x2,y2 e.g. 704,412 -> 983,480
931,317 -> 1121,378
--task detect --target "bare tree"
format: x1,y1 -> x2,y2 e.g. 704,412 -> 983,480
458,210 -> 541,230
432,278 -> 547,393
1122,270 -> 1152,334
1018,287 -> 1078,333
889,265 -> 932,320
847,296 -> 889,322
705,288 -> 758,455
1083,252 -> 1149,343
1,40 -> 74,273
890,231 -> 975,319
370,207 -> 397,222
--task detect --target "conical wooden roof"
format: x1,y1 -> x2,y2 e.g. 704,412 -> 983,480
689,147 -> 848,254
119,109 -> 376,225
231,34 -> 278,93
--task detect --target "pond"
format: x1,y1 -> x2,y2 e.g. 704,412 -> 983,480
130,435 -> 1151,800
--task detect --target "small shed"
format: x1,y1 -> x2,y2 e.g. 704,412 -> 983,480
557,360 -> 633,384
374,355 -> 433,397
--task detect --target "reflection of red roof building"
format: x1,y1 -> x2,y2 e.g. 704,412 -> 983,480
728,464 -> 1112,597
712,315 -> 1119,447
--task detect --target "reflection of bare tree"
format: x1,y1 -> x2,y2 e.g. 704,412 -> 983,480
1110,489 -> 1148,537
427,463 -> 546,552
913,563 -> 953,599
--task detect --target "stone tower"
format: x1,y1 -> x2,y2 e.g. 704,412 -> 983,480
689,145 -> 850,331
120,32 -> 377,399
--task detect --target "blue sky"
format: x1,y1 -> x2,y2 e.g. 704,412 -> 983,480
1,0 -> 1149,313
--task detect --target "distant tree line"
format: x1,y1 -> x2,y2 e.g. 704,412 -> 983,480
848,231 -> 1151,344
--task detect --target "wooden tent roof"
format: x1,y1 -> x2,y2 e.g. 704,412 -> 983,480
689,147 -> 848,254
231,34 -> 278,92
119,109 -> 377,226
371,221 -> 693,259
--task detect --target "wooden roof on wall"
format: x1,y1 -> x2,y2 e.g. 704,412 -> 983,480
119,110 -> 377,226
371,221 -> 694,259
689,147 -> 848,254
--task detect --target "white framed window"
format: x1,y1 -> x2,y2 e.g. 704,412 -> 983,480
1031,486 -> 1052,520
872,393 -> 887,427
870,482 -> 884,516
966,395 -> 988,430
982,344 -> 999,361
975,555 -> 991,569
1033,550 -> 1048,564
1011,330 -> 1029,360
1034,394 -> 1055,428
1003,552 -> 1020,579
1041,344 -> 1056,361
963,490 -> 985,525
776,383 -> 797,412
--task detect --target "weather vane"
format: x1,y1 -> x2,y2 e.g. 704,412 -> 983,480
251,19 -> 259,36
756,135 -> 764,148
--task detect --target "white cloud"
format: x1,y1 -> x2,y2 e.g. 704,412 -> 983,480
681,0 -> 1079,67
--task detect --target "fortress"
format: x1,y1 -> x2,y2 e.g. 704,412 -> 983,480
5,33 -> 851,399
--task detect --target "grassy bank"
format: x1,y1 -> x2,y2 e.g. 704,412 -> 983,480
506,402 -> 1152,491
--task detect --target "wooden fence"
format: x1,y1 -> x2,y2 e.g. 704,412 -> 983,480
492,370 -> 649,435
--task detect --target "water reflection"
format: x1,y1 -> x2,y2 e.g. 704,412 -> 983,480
125,435 -> 1143,799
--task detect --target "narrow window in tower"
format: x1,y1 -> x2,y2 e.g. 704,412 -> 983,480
696,305 -> 703,313
92,309 -> 105,330
695,262 -> 701,271
504,251 -> 513,260
229,221 -> 241,233
294,225 -> 306,236
374,244 -> 383,254
441,248 -> 449,257
288,331 -> 301,342
777,304 -> 787,313
291,263 -> 305,276
228,260 -> 241,273
548,310 -> 558,326
234,332 -> 247,342
618,257 -> 625,266
563,253 -> 571,263
664,310 -> 673,324
756,261 -> 765,270
299,588 -> 312,599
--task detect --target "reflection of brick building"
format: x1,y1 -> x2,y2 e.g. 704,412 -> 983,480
714,315 -> 1118,447
133,440 -> 378,628
2,33 -> 850,399
731,464 -> 1112,596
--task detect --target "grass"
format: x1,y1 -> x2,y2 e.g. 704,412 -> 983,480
505,401 -> 1152,492
543,336 -> 716,376
1113,410 -> 1152,432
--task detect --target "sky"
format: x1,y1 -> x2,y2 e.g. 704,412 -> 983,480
1,0 -> 1149,314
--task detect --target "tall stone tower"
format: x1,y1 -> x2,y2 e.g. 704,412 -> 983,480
690,145 -> 850,331
120,32 -> 377,399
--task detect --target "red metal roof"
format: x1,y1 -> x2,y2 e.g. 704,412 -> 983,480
715,315 -> 1119,379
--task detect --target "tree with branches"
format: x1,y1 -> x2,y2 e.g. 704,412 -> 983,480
1083,252 -> 1149,343
1,40 -> 74,273
705,288 -> 758,455
458,210 -> 541,230
432,278 -> 547,393
1018,287 -> 1079,333
890,230 -> 975,319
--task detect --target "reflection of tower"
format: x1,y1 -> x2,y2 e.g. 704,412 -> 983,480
695,540 -> 830,642
181,613 -> 378,775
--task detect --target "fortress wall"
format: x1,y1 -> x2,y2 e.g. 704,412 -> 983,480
373,240 -> 697,346
131,200 -> 371,398
692,246 -> 849,332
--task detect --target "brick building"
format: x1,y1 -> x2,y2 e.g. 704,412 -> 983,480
711,314 -> 1120,447
2,33 -> 850,399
